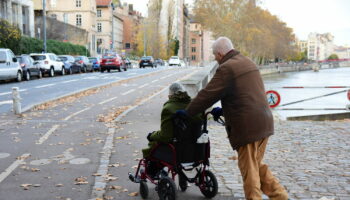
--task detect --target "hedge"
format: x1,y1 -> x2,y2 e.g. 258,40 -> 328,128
16,36 -> 90,56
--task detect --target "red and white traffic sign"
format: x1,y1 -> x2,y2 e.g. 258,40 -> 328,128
266,90 -> 281,108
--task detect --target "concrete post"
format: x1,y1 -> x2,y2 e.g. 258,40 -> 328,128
12,87 -> 22,114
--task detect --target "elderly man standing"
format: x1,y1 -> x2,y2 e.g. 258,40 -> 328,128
184,37 -> 288,200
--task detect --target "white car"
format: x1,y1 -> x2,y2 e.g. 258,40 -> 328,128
30,53 -> 65,77
0,48 -> 22,82
168,56 -> 181,66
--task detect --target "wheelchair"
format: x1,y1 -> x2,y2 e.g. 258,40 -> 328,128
128,112 -> 220,200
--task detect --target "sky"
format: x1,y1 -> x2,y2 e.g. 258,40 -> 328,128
121,0 -> 350,46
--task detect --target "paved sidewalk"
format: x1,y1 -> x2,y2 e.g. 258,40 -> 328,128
209,118 -> 350,200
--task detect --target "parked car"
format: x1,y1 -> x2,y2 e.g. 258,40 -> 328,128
74,56 -> 93,73
0,48 -> 22,82
123,57 -> 132,69
30,53 -> 65,77
58,55 -> 82,74
168,56 -> 181,66
155,58 -> 165,66
88,57 -> 101,71
139,56 -> 156,68
100,54 -> 123,72
16,55 -> 42,80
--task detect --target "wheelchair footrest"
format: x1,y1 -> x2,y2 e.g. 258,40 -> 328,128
128,172 -> 140,183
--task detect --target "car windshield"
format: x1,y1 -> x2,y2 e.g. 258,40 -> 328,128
59,57 -> 68,61
170,56 -> 179,59
89,58 -> 97,61
31,55 -> 46,60
103,56 -> 115,59
146,56 -> 153,59
74,57 -> 82,61
141,56 -> 150,60
16,57 -> 23,63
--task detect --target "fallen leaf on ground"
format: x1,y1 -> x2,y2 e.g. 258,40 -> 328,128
123,189 -> 128,192
128,192 -> 138,197
20,184 -> 32,190
228,156 -> 237,160
56,184 -> 64,187
110,185 -> 122,190
74,177 -> 88,185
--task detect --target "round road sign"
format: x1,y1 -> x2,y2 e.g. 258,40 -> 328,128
266,90 -> 281,108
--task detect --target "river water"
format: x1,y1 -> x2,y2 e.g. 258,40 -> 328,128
263,67 -> 350,119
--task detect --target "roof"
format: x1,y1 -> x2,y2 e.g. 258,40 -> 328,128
96,0 -> 112,7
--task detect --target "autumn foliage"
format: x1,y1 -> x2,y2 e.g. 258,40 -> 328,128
193,0 -> 298,63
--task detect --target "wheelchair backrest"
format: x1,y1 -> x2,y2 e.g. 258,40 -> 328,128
172,115 -> 206,163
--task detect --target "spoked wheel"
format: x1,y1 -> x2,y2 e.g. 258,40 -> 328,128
178,174 -> 187,192
158,176 -> 176,200
139,181 -> 149,199
199,170 -> 218,198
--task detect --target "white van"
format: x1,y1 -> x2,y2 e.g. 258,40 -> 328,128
0,48 -> 22,82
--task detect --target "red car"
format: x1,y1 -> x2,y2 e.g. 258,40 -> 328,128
100,54 -> 126,72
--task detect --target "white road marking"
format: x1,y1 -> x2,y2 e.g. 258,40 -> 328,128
128,72 -> 137,75
138,83 -> 149,89
160,76 -> 167,79
36,125 -> 60,144
121,89 -> 135,95
98,97 -> 118,105
151,79 -> 159,83
35,84 -> 55,89
0,153 -> 30,183
63,107 -> 91,121
0,100 -> 12,106
61,79 -> 79,83
0,89 -> 27,96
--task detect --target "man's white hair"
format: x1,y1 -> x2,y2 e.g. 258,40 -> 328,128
212,37 -> 234,55
169,82 -> 185,95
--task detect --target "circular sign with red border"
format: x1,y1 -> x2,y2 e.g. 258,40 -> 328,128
347,90 -> 350,101
266,90 -> 281,108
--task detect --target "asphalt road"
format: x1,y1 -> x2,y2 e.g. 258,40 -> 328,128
0,66 -> 170,113
0,66 -> 204,200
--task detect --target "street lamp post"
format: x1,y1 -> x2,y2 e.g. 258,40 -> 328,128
111,3 -> 115,52
42,0 -> 47,53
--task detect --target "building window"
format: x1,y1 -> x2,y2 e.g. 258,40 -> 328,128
51,0 -> 57,7
97,10 -> 101,17
192,38 -> 196,44
191,55 -> 196,61
76,0 -> 81,7
76,14 -> 82,26
125,43 -> 131,49
191,47 -> 196,52
50,14 -> 57,20
97,23 -> 102,32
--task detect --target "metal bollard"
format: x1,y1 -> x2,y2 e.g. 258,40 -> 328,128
12,87 -> 22,114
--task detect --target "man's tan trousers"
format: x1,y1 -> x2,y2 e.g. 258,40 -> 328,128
237,137 -> 288,200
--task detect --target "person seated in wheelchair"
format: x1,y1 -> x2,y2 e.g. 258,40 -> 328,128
142,82 -> 201,178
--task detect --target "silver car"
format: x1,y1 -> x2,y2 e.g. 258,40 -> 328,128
0,48 -> 22,82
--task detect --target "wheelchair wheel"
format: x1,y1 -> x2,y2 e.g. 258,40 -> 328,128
158,176 -> 177,200
179,174 -> 187,192
199,170 -> 218,198
140,181 -> 149,199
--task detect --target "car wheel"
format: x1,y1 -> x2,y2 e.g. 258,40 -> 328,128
123,68 -> 127,71
38,70 -> 43,79
24,70 -> 31,81
83,66 -> 87,73
69,67 -> 73,75
49,67 -> 55,77
107,69 -> 111,73
16,71 -> 22,82
61,67 -> 65,75
101,69 -> 104,73
118,68 -> 122,72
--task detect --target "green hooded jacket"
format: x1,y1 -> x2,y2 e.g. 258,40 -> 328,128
142,91 -> 199,158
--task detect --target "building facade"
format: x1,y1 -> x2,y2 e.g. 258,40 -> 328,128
307,32 -> 334,61
33,0 -> 98,56
96,0 -> 123,54
0,0 -> 35,37
189,21 -> 215,66
116,3 -> 142,54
